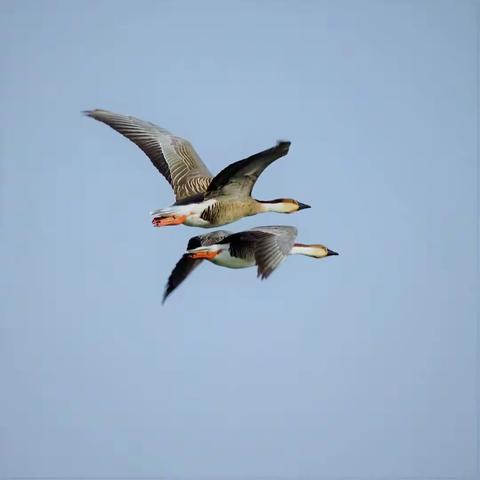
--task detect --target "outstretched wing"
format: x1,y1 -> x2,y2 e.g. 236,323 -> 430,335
84,109 -> 213,201
222,230 -> 270,264
205,141 -> 291,199
162,230 -> 232,303
250,226 -> 298,279
163,255 -> 203,303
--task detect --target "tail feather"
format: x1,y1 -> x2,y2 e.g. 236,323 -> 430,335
150,205 -> 186,217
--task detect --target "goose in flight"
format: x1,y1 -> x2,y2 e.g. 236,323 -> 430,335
163,226 -> 338,302
84,109 -> 310,228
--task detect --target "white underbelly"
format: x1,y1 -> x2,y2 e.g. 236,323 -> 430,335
151,199 -> 217,228
211,250 -> 256,269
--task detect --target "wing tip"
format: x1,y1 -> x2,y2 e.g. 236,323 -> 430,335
257,268 -> 272,280
274,140 -> 291,157
162,286 -> 171,304
82,109 -> 98,119
82,108 -> 110,119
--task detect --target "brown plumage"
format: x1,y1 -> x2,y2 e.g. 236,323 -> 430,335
84,109 -> 310,228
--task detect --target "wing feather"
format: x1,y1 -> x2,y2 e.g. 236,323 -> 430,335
84,109 -> 212,201
163,256 -> 203,303
162,230 -> 232,302
205,141 -> 291,199
250,226 -> 298,279
222,226 -> 297,279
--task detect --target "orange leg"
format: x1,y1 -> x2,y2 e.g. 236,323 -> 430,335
187,250 -> 219,260
152,215 -> 187,227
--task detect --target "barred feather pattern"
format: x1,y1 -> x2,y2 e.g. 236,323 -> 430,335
84,109 -> 212,201
175,177 -> 212,201
200,201 -> 221,223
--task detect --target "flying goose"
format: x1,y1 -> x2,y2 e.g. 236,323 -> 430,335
84,109 -> 310,228
163,226 -> 338,302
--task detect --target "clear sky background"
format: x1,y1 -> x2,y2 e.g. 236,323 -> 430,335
1,1 -> 478,478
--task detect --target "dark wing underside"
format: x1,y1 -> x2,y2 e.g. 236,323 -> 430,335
163,230 -> 233,303
205,141 -> 291,199
222,230 -> 270,264
223,226 -> 297,279
163,256 -> 203,303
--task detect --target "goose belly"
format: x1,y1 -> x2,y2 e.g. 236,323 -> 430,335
184,199 -> 220,227
183,215 -> 213,227
211,250 -> 256,269
152,199 -> 217,228
198,199 -> 259,227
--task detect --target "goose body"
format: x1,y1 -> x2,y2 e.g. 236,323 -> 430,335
85,109 -> 310,228
163,226 -> 338,302
211,248 -> 257,269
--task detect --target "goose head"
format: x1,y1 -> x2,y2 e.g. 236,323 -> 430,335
290,243 -> 339,258
258,198 -> 311,214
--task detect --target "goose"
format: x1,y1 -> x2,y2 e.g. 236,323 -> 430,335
84,109 -> 310,228
163,226 -> 338,302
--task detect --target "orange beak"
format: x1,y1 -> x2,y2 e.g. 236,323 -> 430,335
187,250 -> 219,260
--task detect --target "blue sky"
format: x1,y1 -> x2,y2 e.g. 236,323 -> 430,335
1,1 -> 478,478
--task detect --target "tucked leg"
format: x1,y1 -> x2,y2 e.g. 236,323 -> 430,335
152,215 -> 187,227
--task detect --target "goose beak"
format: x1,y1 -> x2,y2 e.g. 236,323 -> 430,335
326,249 -> 339,256
297,202 -> 311,211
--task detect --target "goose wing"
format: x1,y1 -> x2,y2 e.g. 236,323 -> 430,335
163,255 -> 202,303
205,141 -> 291,199
250,226 -> 298,279
223,225 -> 297,279
84,109 -> 213,201
163,230 -> 232,302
